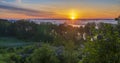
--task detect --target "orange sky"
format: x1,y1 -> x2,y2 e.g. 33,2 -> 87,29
0,0 -> 119,19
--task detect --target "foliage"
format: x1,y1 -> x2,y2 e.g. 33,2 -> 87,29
0,19 -> 120,63
27,44 -> 60,63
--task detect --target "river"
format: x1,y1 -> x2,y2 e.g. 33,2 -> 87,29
30,19 -> 117,27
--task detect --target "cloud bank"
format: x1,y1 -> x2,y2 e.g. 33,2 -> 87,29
0,1 -> 57,18
16,0 -> 22,3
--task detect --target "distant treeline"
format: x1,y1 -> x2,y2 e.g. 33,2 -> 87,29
0,19 -> 55,42
0,19 -> 120,43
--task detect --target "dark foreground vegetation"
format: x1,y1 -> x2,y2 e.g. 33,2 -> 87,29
0,19 -> 120,63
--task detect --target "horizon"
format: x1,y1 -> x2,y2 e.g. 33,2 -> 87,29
0,18 -> 115,20
0,0 -> 120,19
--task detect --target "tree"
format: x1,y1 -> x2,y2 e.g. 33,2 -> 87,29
0,19 -> 12,37
27,44 -> 60,63
34,23 -> 54,42
13,20 -> 37,41
60,40 -> 80,63
80,29 -> 120,63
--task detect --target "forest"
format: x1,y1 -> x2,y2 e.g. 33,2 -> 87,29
0,19 -> 120,63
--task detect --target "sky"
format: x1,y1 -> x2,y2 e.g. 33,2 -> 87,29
0,0 -> 120,19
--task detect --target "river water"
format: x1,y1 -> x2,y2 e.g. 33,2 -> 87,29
30,19 -> 117,27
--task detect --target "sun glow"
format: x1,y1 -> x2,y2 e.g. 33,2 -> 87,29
71,16 -> 75,20
69,10 -> 78,20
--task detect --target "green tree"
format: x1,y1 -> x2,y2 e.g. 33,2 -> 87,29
27,44 -> 60,63
81,30 -> 120,63
14,20 -> 37,41
0,19 -> 12,37
60,40 -> 80,63
34,23 -> 54,42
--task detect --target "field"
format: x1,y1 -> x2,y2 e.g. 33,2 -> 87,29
0,37 -> 35,63
0,37 -> 34,47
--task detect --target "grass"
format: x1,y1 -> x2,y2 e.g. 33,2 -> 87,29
0,53 -> 11,63
0,37 -> 34,47
0,37 -> 35,63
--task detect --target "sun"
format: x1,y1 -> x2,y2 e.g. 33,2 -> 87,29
71,16 -> 75,20
69,10 -> 78,20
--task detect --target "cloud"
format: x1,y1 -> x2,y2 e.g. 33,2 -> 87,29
16,0 -> 21,3
0,1 -> 57,17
